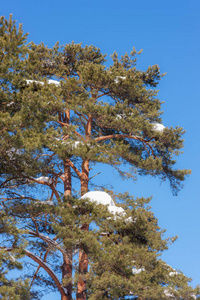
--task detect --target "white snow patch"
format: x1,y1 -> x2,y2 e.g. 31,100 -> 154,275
164,288 -> 174,298
25,79 -> 60,86
107,206 -> 133,222
107,205 -> 125,216
114,76 -> 126,84
7,101 -> 14,107
81,191 -> 115,206
132,267 -> 145,275
107,206 -> 133,221
53,139 -> 100,152
81,191 -> 133,222
152,122 -> 165,132
125,216 -> 134,223
26,79 -> 44,85
69,140 -> 98,150
53,139 -> 83,150
169,271 -> 178,276
34,176 -> 53,184
43,200 -> 54,206
165,263 -> 179,277
34,200 -> 54,207
100,232 -> 110,236
116,113 -> 127,120
72,141 -> 82,149
47,79 -> 60,86
6,148 -> 21,159
164,288 -> 196,299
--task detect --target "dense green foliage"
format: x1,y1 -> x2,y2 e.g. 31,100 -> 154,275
0,15 -> 198,299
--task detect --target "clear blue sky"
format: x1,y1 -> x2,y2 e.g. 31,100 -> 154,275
2,0 -> 200,298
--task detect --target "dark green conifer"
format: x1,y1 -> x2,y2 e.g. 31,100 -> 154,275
0,15 -> 198,300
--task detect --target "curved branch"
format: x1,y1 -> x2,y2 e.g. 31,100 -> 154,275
50,184 -> 61,203
95,133 -> 140,142
95,133 -> 156,157
56,120 -> 83,140
1,247 -> 67,298
27,177 -> 61,203
28,230 -> 70,258
67,159 -> 82,179
95,91 -> 111,100
28,177 -> 52,186
30,249 -> 49,286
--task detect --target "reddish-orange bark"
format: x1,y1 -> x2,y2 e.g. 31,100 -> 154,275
61,252 -> 73,300
62,109 -> 73,300
77,115 -> 92,300
76,223 -> 89,300
64,160 -> 72,196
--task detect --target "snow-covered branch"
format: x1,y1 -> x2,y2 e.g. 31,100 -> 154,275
25,79 -> 60,86
28,230 -> 69,258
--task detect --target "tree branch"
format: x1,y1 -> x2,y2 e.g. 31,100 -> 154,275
1,247 -> 67,298
94,133 -> 156,157
95,133 -> 140,142
30,249 -> 49,286
94,91 -> 111,100
49,184 -> 61,203
67,159 -> 82,179
28,230 -> 70,259
56,120 -> 83,140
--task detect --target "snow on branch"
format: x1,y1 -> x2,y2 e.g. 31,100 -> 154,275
81,191 -> 133,222
152,122 -> 165,132
80,191 -> 115,206
6,147 -> 21,159
132,266 -> 145,275
114,76 -> 126,84
34,200 -> 54,206
33,176 -> 53,184
25,79 -> 60,86
7,101 -> 14,107
28,230 -> 68,256
107,205 -> 125,216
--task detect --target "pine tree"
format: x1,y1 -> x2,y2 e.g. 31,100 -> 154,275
0,15 -> 198,300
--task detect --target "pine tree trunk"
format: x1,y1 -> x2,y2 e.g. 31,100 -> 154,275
77,115 -> 92,300
62,164 -> 73,300
64,160 -> 72,197
76,159 -> 90,300
61,295 -> 70,300
61,252 -> 73,300
62,106 -> 73,300
76,244 -> 88,300
81,160 -> 89,196
63,108 -> 71,198
76,223 -> 89,300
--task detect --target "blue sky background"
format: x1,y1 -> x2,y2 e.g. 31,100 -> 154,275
1,0 -> 200,298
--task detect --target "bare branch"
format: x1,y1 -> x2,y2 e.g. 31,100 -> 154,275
1,247 -> 67,298
67,160 -> 82,179
95,133 -> 140,142
56,120 -> 83,140
94,91 -> 111,100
